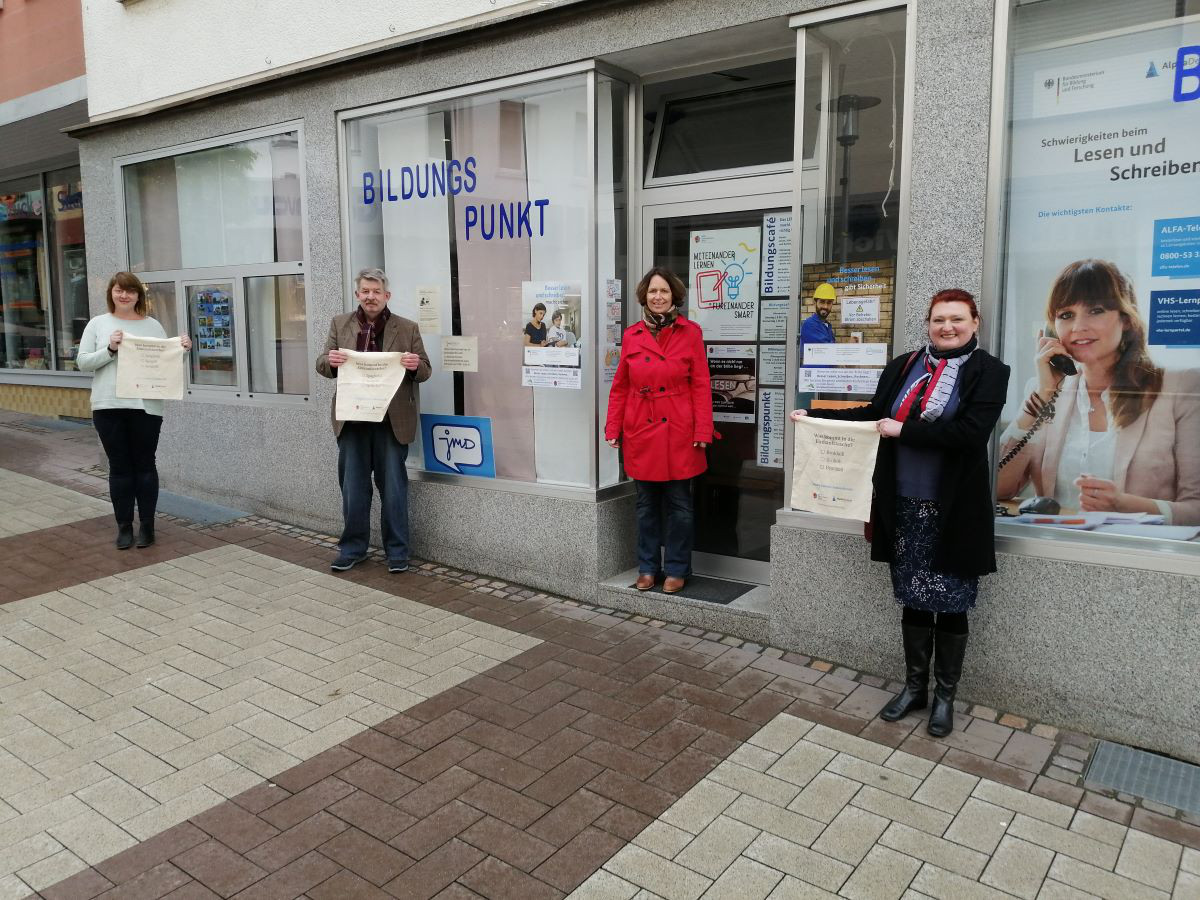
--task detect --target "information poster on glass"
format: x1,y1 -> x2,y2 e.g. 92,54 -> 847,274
189,285 -> 235,380
996,21 -> 1200,542
688,228 -> 761,340
707,344 -> 757,423
756,388 -> 785,468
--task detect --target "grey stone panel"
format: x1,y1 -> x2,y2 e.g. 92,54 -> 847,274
902,0 -> 997,347
770,523 -> 1200,763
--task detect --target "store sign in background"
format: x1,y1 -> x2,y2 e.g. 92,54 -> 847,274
420,414 -> 496,477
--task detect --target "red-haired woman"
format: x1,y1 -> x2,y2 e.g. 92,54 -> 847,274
77,273 -> 191,550
997,259 -> 1200,525
606,266 -> 713,595
791,289 -> 1010,737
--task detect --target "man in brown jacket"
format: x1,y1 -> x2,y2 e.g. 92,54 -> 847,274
316,268 -> 431,573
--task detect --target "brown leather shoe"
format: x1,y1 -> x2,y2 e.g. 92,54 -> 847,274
635,573 -> 655,591
662,576 -> 686,594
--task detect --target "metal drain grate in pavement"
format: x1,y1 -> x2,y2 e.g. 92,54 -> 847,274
1086,741 -> 1200,817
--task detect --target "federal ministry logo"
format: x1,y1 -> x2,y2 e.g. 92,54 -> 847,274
1043,78 -> 1055,90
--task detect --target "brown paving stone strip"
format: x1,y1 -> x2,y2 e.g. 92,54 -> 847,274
29,525 -> 1198,899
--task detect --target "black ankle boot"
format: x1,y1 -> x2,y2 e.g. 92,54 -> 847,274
880,624 -> 933,722
116,523 -> 135,550
136,521 -> 155,548
928,630 -> 969,737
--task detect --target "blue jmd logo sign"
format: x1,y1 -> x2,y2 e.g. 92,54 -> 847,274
360,157 -> 552,242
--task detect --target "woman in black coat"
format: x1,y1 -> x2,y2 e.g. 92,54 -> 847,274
791,289 -> 1010,737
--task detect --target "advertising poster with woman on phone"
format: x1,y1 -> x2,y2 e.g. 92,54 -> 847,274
997,19 -> 1200,540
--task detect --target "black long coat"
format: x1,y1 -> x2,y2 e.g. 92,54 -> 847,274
808,349 -> 1011,577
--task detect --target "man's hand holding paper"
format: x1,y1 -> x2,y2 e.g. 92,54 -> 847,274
334,348 -> 408,422
790,416 -> 881,521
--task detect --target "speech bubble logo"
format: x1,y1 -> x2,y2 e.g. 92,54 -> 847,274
433,425 -> 482,473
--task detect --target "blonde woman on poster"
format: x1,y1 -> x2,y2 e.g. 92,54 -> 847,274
996,259 -> 1200,526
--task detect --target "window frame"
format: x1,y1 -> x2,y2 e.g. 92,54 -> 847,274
976,0 -> 1200,571
336,60 -> 636,499
112,121 -> 312,406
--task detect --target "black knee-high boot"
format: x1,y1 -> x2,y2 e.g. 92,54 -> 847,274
880,623 -> 933,721
928,629 -> 969,737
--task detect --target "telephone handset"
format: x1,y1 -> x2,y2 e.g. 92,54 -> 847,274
998,332 -> 1073,469
1049,354 -> 1077,377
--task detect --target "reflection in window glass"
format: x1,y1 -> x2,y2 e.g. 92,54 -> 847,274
796,8 -> 905,413
47,167 -> 89,371
653,82 -> 794,179
0,178 -> 49,369
345,74 -> 609,486
995,2 -> 1200,546
246,274 -> 308,394
145,282 -> 178,339
186,283 -> 237,387
124,132 -> 302,272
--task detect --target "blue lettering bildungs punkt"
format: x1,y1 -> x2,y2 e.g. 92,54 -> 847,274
360,157 -> 551,242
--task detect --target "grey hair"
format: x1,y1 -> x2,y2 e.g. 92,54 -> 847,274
355,267 -> 389,291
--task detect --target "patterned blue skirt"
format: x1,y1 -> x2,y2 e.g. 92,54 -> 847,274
890,497 -> 978,613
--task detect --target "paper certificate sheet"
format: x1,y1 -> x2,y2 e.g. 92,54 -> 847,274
115,335 -> 186,400
335,350 -> 407,422
790,417 -> 881,521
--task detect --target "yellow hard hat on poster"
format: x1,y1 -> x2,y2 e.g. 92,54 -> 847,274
813,282 -> 837,300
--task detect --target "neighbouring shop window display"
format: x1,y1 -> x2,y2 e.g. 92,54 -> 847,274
119,130 -> 308,396
47,167 -> 89,371
0,179 -> 50,370
344,72 -> 627,487
995,1 -> 1200,545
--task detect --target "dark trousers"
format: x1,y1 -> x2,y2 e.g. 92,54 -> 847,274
337,421 -> 410,562
92,409 -> 163,526
634,478 -> 694,578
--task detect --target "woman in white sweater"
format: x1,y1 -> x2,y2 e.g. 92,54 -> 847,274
77,273 -> 191,549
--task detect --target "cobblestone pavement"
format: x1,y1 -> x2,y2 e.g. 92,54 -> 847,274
1,412 -> 1198,900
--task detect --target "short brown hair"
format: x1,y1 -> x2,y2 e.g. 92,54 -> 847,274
635,266 -> 686,309
106,272 -> 149,316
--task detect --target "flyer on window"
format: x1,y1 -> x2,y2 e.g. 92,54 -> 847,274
707,344 -> 757,423
334,350 -> 407,422
688,227 -> 761,340
115,335 -> 186,400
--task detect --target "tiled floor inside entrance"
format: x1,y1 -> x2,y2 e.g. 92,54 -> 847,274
2,412 -> 1199,899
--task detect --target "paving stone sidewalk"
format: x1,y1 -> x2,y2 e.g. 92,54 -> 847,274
1,413 -> 1198,900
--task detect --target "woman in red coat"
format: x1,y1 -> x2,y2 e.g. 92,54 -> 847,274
606,267 -> 714,594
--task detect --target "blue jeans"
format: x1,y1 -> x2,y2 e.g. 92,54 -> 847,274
634,479 -> 694,578
337,421 -> 409,562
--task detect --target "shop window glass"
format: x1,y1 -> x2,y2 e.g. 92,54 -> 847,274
995,0 -> 1200,548
46,167 -> 88,371
124,132 -> 303,272
644,59 -> 796,181
145,282 -> 178,338
246,274 -> 308,394
0,178 -> 50,370
345,73 -> 623,487
795,8 -> 906,412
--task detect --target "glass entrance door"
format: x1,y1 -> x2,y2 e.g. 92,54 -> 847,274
644,199 -> 794,582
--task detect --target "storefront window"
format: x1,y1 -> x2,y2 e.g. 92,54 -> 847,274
0,178 -> 50,370
795,8 -> 906,410
344,72 -> 625,487
996,0 -> 1200,546
119,128 -> 308,397
124,133 -> 303,272
47,167 -> 89,371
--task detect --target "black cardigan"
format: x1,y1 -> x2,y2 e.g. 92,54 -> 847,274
808,349 -> 1011,576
